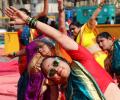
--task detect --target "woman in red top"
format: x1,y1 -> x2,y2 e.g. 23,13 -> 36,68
5,3 -> 120,99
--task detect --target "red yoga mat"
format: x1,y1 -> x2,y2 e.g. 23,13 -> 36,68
0,60 -> 20,100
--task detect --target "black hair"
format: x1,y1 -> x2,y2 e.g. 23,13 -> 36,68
69,21 -> 81,28
40,56 -> 70,74
111,16 -> 115,19
19,8 -> 31,16
96,32 -> 112,42
37,16 -> 49,24
96,17 -> 98,21
37,17 -> 58,29
50,20 -> 58,29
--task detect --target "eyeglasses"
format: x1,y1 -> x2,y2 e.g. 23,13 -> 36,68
47,58 -> 60,78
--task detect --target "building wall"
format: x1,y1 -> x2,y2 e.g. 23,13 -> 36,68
97,24 -> 120,39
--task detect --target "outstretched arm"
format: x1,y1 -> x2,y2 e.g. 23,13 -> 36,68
5,7 -> 78,50
88,0 -> 105,29
33,0 -> 48,19
6,0 -> 48,25
58,0 -> 67,34
2,48 -> 26,57
35,18 -> 78,50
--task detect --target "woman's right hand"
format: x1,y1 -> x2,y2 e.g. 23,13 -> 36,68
4,6 -> 29,25
1,53 -> 14,58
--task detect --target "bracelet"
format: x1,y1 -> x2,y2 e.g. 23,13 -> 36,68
26,17 -> 38,28
98,3 -> 104,8
13,52 -> 17,57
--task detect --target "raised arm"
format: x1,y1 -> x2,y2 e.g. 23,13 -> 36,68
5,7 -> 78,50
57,0 -> 67,34
33,0 -> 48,19
88,0 -> 105,29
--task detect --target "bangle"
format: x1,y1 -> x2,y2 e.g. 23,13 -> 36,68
26,17 -> 38,28
26,17 -> 32,25
98,3 -> 104,8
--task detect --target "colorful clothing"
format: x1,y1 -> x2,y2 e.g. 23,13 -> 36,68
66,61 -> 105,100
106,39 -> 120,87
76,23 -> 107,68
18,39 -> 50,100
17,26 -> 34,100
17,25 -> 30,75
67,45 -> 113,93
25,40 -> 50,100
17,41 -> 37,100
20,25 -> 30,46
18,36 -> 71,100
17,26 -> 38,75
55,43 -> 72,63
112,39 -> 120,75
17,69 -> 29,100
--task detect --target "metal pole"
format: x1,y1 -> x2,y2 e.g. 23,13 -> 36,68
2,0 -> 6,16
8,0 -> 14,6
30,0 -> 38,17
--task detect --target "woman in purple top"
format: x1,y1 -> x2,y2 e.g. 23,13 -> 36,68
6,31 -> 56,100
16,37 -> 55,100
25,37 -> 55,100
17,36 -> 56,100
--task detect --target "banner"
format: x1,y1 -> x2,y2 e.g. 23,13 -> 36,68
4,32 -> 20,54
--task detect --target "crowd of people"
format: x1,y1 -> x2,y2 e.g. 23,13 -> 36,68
2,0 -> 120,100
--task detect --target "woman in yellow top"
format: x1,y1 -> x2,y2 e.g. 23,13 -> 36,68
69,0 -> 107,68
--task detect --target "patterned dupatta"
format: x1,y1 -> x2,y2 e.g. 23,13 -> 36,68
112,40 -> 120,75
66,61 -> 105,100
25,53 -> 50,100
55,42 -> 72,63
